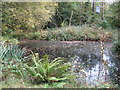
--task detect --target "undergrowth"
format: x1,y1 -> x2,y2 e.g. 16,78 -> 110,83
10,25 -> 112,41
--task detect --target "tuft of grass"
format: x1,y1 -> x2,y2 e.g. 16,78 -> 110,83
0,36 -> 19,44
0,43 -> 26,82
1,75 -> 116,88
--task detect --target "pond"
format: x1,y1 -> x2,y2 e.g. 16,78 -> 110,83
19,40 -> 120,86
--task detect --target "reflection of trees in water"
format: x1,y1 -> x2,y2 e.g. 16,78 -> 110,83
35,46 -> 101,71
109,51 -> 120,86
110,41 -> 120,85
36,46 -> 76,59
76,53 -> 101,70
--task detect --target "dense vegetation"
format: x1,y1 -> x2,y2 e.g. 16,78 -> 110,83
1,1 -> 120,89
1,2 -> 119,40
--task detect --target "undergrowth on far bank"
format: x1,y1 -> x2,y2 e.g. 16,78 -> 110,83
11,25 -> 112,41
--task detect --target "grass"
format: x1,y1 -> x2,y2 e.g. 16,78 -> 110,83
1,74 -> 117,88
10,25 -> 113,41
0,36 -> 19,44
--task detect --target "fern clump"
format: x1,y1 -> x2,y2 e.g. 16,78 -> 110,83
25,53 -> 73,83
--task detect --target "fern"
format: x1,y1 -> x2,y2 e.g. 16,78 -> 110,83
25,53 -> 72,83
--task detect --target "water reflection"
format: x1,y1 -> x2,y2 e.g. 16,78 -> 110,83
71,53 -> 111,85
109,50 -> 120,86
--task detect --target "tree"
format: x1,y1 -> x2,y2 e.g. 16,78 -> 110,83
53,2 -> 94,27
109,1 -> 120,28
2,2 -> 57,35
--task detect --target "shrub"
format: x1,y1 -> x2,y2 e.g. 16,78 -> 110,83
2,2 -> 58,34
0,36 -> 19,44
28,32 -> 42,40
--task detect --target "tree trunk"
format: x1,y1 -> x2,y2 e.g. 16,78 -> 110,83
69,11 -> 73,26
102,2 -> 104,20
92,0 -> 95,12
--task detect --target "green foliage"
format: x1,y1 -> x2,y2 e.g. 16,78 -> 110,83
53,2 -> 94,27
44,82 -> 66,88
107,2 -> 120,28
2,2 -> 116,40
25,53 -> 72,83
28,32 -> 42,40
11,33 -> 27,40
112,41 -> 120,53
98,20 -> 110,29
46,2 -> 115,29
44,25 -> 112,41
5,25 -> 113,41
0,44 -> 26,77
0,36 -> 19,44
0,44 -> 25,60
2,2 -> 57,35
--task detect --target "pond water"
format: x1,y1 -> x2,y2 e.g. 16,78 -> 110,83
19,41 -> 120,86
